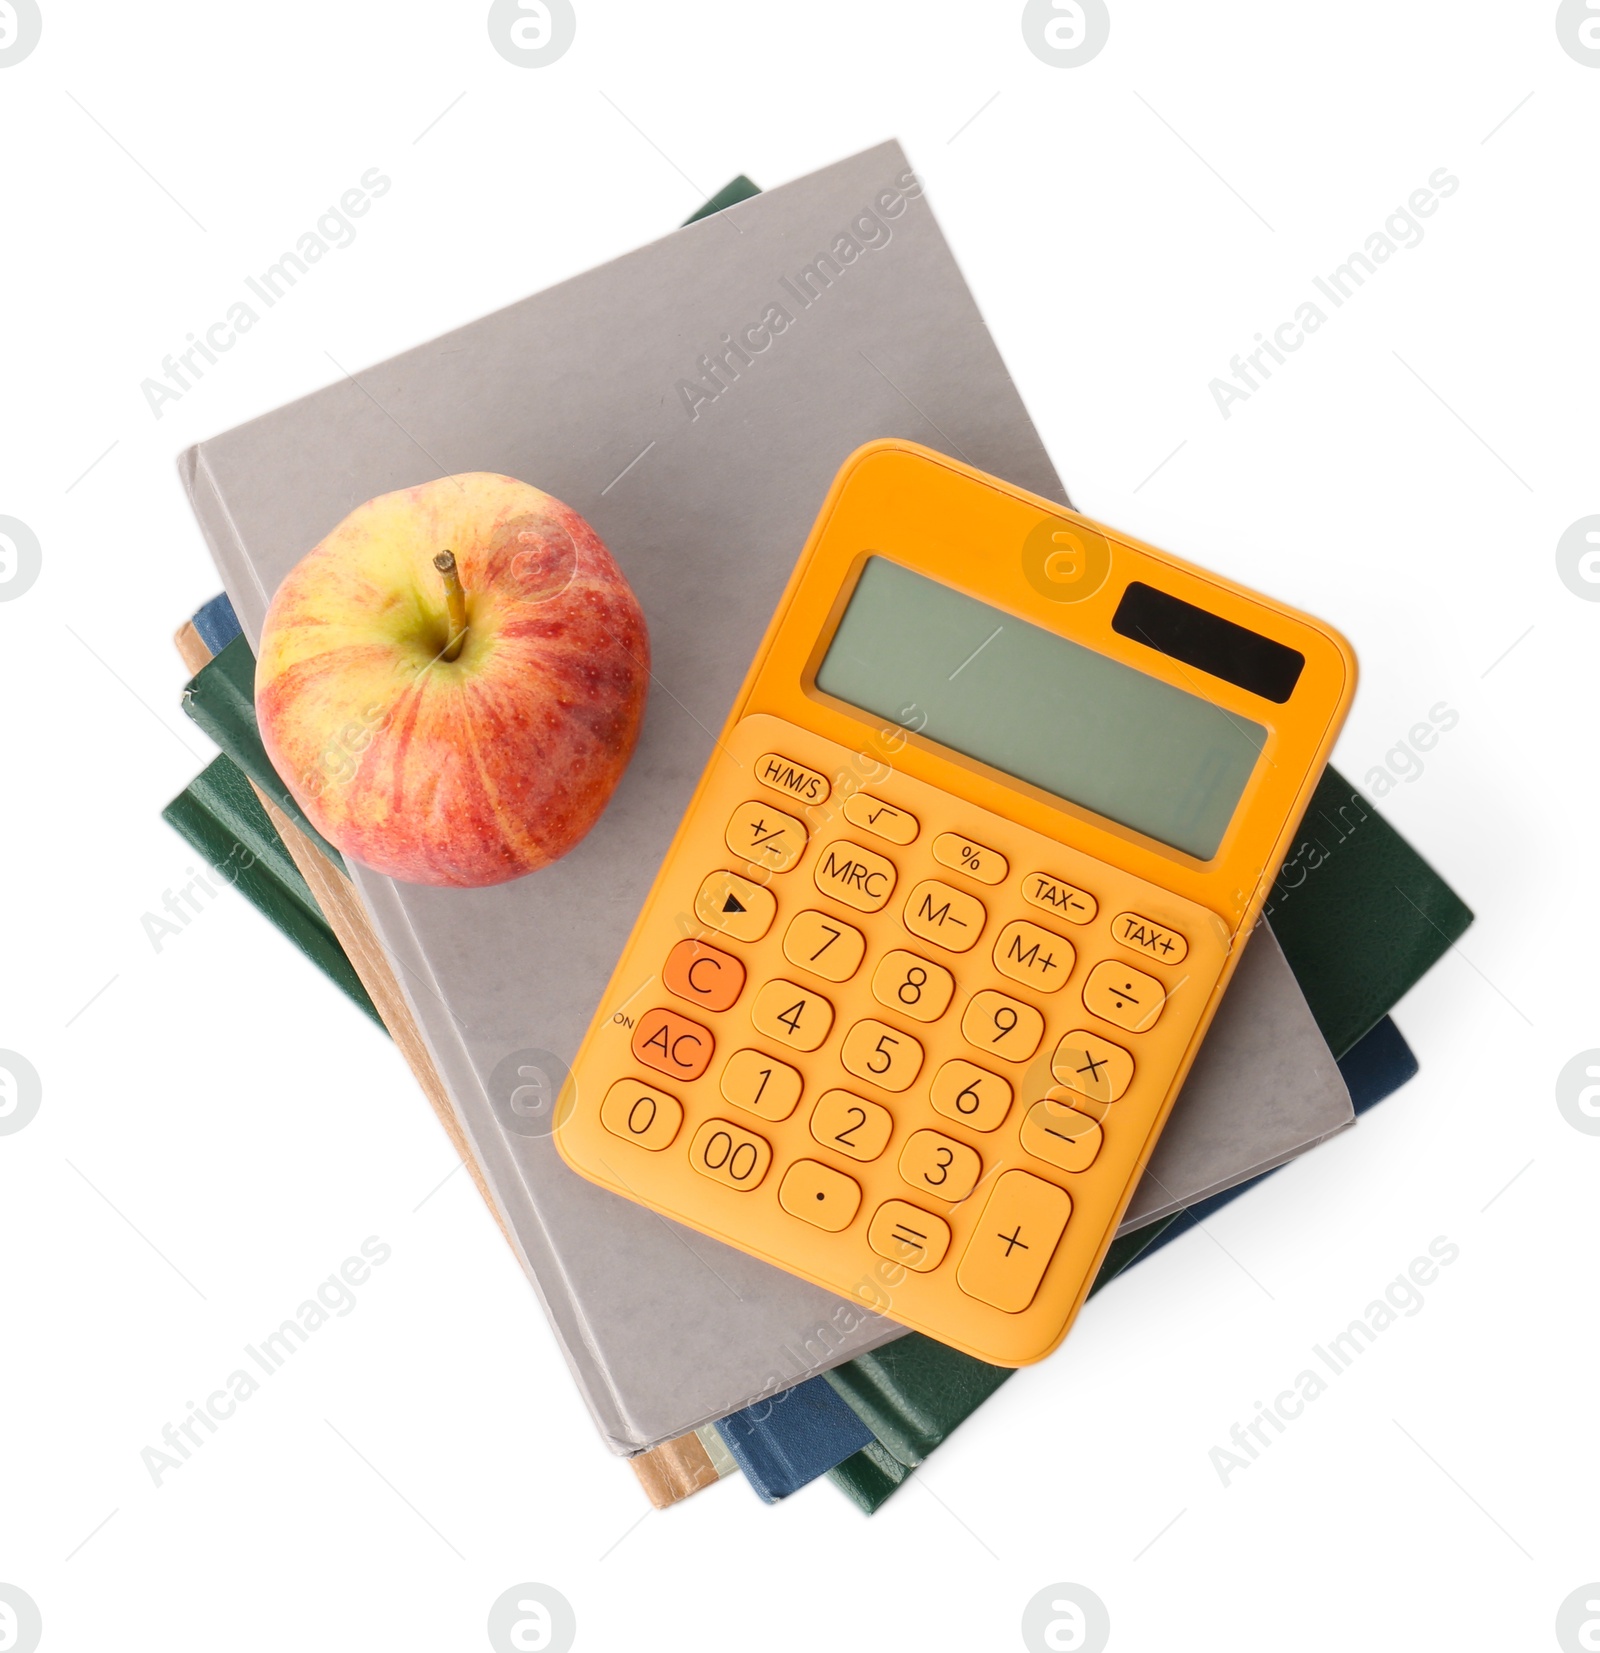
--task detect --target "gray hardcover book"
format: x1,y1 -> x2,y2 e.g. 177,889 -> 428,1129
1119,923 -> 1349,1232
179,140 -> 1350,1452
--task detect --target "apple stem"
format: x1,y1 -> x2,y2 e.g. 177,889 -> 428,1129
433,549 -> 468,662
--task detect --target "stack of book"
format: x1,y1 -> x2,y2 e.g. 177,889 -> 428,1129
164,146 -> 1471,1512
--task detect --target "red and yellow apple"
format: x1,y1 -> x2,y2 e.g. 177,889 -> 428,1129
257,473 -> 650,887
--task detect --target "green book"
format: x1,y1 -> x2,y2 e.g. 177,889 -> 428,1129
182,633 -> 347,871
162,753 -> 380,1026
683,174 -> 760,224
1262,766 -> 1471,1058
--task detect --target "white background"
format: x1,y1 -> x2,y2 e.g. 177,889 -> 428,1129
2,3 -> 1596,1649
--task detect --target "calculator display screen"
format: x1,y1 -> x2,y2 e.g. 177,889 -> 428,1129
814,557 -> 1267,859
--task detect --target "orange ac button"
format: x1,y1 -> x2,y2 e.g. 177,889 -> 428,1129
631,1007 -> 715,1082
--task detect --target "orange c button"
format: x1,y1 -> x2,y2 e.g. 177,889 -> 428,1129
663,939 -> 746,1012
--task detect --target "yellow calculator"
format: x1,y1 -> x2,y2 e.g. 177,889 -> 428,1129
554,441 -> 1355,1365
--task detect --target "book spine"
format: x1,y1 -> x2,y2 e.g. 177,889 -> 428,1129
712,1376 -> 874,1502
628,1432 -> 726,1508
820,1353 -> 932,1469
182,634 -> 346,872
826,1440 -> 909,1515
162,756 -> 381,1024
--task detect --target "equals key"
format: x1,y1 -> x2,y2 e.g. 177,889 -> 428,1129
869,1201 -> 951,1272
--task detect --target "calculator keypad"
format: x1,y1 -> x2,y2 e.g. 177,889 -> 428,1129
689,1118 -> 771,1190
561,716 -> 1229,1366
991,920 -> 1075,993
1050,1031 -> 1134,1102
600,1079 -> 683,1151
842,793 -> 919,845
1023,872 -> 1097,925
755,751 -> 829,806
932,832 -> 1008,886
1111,911 -> 1189,965
928,1059 -> 1013,1132
899,1129 -> 982,1202
1020,1099 -> 1104,1173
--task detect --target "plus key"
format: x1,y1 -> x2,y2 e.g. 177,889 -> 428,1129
956,1171 -> 1071,1313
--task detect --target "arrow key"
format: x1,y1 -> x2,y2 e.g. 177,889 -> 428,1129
694,870 -> 776,942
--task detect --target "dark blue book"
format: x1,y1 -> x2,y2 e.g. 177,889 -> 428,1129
713,1375 -> 875,1503
192,590 -> 243,656
1334,1014 -> 1420,1117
